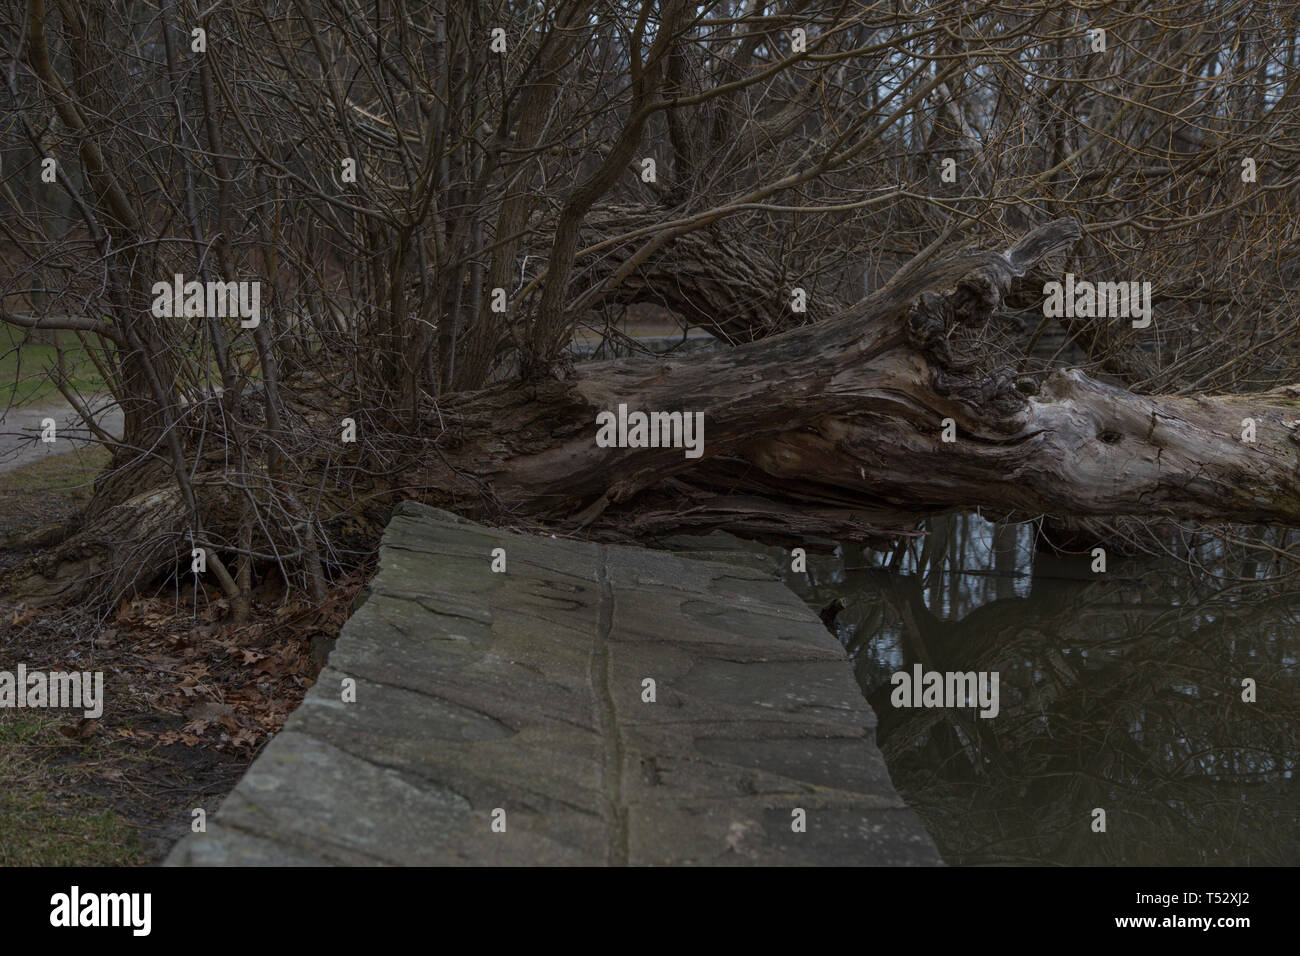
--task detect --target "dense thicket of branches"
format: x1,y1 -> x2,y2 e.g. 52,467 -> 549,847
4,0 -> 1300,612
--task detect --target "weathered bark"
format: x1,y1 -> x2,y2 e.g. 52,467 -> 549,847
575,205 -> 837,344
437,218 -> 1300,534
4,483 -> 187,608
8,218 -> 1300,610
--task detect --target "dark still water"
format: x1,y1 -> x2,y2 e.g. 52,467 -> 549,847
720,514 -> 1299,865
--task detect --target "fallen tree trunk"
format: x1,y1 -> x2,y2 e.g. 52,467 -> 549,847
7,218 -> 1300,609
436,218 -> 1300,532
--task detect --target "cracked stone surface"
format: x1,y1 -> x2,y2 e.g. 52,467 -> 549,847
167,502 -> 941,866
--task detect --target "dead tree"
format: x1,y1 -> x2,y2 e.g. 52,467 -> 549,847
11,218 -> 1300,608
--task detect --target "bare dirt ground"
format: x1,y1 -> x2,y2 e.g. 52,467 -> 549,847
0,445 -> 364,864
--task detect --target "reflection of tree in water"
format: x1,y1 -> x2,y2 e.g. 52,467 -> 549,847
785,516 -> 1300,866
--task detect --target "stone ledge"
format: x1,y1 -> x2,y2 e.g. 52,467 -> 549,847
167,502 -> 940,866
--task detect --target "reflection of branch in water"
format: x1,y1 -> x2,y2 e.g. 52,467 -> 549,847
830,560 -> 1300,865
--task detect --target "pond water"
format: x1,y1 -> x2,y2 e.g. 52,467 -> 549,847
764,514 -> 1299,866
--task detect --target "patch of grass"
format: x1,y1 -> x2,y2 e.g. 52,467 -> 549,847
0,445 -> 110,500
0,712 -> 143,866
0,328 -> 105,407
0,713 -> 50,744
0,792 -> 141,866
